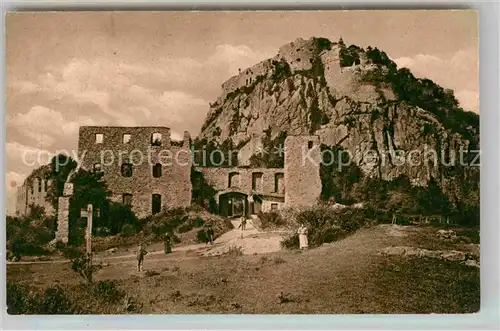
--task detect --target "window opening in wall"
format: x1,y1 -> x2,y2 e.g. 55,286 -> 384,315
308,141 -> 314,149
152,163 -> 162,178
271,203 -> 278,211
37,178 -> 42,193
123,193 -> 132,206
151,133 -> 162,146
123,134 -> 131,144
152,194 -> 162,214
252,172 -> 263,191
44,179 -> 49,191
95,134 -> 104,144
274,173 -> 284,193
121,163 -> 133,177
228,172 -> 240,188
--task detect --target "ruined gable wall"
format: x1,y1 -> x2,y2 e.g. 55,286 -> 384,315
284,135 -> 322,207
16,165 -> 54,216
78,126 -> 191,218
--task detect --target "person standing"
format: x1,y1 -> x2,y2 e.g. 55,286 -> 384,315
137,243 -> 148,271
238,216 -> 247,239
164,232 -> 172,254
297,225 -> 309,250
206,225 -> 214,245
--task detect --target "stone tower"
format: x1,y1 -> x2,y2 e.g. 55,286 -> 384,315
284,135 -> 322,207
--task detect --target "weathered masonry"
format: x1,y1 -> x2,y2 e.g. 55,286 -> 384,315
193,134 -> 322,217
194,167 -> 286,217
78,126 -> 192,218
15,164 -> 54,217
16,126 -> 323,220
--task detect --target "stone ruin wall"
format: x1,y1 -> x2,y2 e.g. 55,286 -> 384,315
78,126 -> 192,218
194,167 -> 285,197
219,58 -> 274,98
277,37 -> 317,72
284,135 -> 322,207
15,165 -> 54,217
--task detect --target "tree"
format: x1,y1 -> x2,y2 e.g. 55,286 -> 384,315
46,154 -> 78,208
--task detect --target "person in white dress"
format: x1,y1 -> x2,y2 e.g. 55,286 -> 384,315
297,225 -> 309,250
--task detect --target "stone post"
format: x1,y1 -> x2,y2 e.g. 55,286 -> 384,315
54,183 -> 73,244
86,204 -> 93,255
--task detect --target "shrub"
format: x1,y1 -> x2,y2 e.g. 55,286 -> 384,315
120,224 -> 135,237
193,217 -> 205,227
196,229 -> 208,243
92,280 -> 125,304
62,245 -> 83,260
35,286 -> 77,314
6,282 -> 35,314
105,203 -> 138,235
6,216 -> 54,257
7,282 -> 78,314
258,211 -> 285,229
71,253 -> 103,284
281,232 -> 299,249
280,205 -> 373,249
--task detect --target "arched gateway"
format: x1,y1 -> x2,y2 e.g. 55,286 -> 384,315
218,191 -> 248,217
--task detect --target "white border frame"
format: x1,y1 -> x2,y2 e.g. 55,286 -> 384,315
1,1 -> 498,330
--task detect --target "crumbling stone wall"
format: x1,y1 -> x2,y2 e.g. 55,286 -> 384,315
15,165 -> 54,217
195,167 -> 285,197
284,135 -> 322,207
220,59 -> 274,97
277,37 -> 316,72
195,166 -> 286,214
78,126 -> 192,218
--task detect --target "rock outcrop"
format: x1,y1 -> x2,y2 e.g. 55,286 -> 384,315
199,37 -> 479,199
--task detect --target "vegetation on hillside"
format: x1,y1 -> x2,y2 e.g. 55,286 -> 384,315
192,138 -> 239,167
248,128 -> 287,168
318,144 -> 479,227
337,44 -> 479,140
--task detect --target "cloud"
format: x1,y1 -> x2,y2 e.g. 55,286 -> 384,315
8,105 -> 97,148
6,141 -> 53,169
5,43 -> 269,185
393,48 -> 478,113
208,44 -> 270,76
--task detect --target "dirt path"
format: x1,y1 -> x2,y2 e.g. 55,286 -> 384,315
6,219 -> 286,265
7,224 -> 480,314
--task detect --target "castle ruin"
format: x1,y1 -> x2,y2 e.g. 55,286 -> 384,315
16,126 -> 323,228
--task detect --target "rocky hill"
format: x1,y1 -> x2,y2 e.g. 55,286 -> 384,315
198,37 -> 479,204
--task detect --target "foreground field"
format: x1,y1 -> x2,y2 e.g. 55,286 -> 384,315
7,224 -> 479,314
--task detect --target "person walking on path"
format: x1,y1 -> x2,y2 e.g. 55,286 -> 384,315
297,225 -> 309,250
137,243 -> 148,271
238,216 -> 247,239
206,225 -> 214,245
164,232 -> 172,254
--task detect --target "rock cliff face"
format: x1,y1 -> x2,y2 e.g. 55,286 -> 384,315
199,37 -> 479,196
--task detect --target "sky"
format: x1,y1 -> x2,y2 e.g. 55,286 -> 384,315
5,10 -> 478,215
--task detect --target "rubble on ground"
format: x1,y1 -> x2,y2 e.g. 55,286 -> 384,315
436,229 -> 457,240
378,246 -> 479,268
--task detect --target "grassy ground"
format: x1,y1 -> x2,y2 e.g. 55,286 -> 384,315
7,224 -> 479,314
